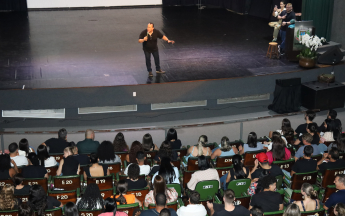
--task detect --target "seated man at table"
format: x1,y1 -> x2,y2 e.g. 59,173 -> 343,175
317,148 -> 345,174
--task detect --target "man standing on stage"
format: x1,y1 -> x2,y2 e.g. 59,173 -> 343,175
278,3 -> 295,55
138,23 -> 175,77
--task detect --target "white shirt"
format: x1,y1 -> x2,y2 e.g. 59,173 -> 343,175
124,163 -> 151,176
44,157 -> 58,167
10,155 -> 28,167
177,204 -> 207,216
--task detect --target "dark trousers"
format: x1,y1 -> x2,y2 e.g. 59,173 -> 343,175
144,50 -> 160,72
280,30 -> 287,51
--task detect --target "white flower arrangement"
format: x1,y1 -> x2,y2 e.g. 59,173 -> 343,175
297,34 -> 326,59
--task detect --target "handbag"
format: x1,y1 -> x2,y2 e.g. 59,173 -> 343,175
318,74 -> 335,83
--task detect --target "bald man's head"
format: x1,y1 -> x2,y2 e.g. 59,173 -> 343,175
85,129 -> 95,139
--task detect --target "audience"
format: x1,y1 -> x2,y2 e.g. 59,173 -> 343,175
166,128 -> 182,149
68,143 -> 90,165
114,180 -> 141,206
250,206 -> 264,216
125,163 -> 148,190
269,118 -> 294,140
0,154 -> 18,179
124,151 -> 151,176
154,141 -> 178,162
37,144 -> 58,167
64,202 -> 79,216
56,147 -> 80,176
176,191 -> 206,216
283,203 -> 301,216
334,203 -> 345,216
187,156 -> 220,190
144,175 -> 178,207
113,132 -> 129,152
294,133 -> 320,161
76,183 -> 104,211
295,110 -> 316,136
239,132 -> 264,155
317,147 -> 345,174
249,175 -> 284,212
98,198 -> 127,216
127,141 -> 145,164
28,185 -> 62,216
76,129 -> 100,154
42,128 -> 69,153
22,153 -> 48,178
221,154 -> 251,190
266,136 -> 291,164
18,139 -> 35,156
185,135 -> 211,163
83,153 -> 110,180
294,123 -> 320,146
324,174 -> 345,211
248,170 -> 270,196
0,185 -> 19,210
13,174 -> 31,195
251,152 -> 284,179
141,193 -> 178,216
18,203 -> 34,216
98,141 -> 121,164
294,183 -> 319,212
9,142 -> 29,167
319,109 -> 342,132
142,133 -> 159,151
321,119 -> 340,143
289,145 -> 317,177
207,189 -> 250,216
211,138 -> 238,159
328,133 -> 345,151
160,208 -> 172,216
152,157 -> 179,184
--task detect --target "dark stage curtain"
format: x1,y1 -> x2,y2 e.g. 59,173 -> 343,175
0,0 -> 27,11
223,0 -> 247,14
248,0 -> 273,19
302,0 -> 334,41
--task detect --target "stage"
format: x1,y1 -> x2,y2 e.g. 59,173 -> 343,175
0,6 -> 302,89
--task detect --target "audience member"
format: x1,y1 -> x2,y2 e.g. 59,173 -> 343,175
13,174 -> 31,195
207,189 -> 250,216
294,133 -> 320,161
142,133 -> 159,151
251,152 -> 284,179
0,154 -> 18,179
64,202 -> 79,216
37,144 -> 58,167
294,123 -> 320,146
176,191 -> 206,216
68,143 -> 90,165
9,142 -> 29,167
318,148 -> 345,174
239,132 -> 264,155
250,206 -> 264,216
0,185 -> 19,210
283,203 -> 301,216
270,118 -> 293,138
185,135 -> 211,163
98,141 -> 121,164
141,193 -> 178,216
76,183 -> 104,211
266,136 -> 291,164
321,119 -> 340,143
154,141 -> 178,162
160,208 -> 172,216
187,156 -> 220,190
83,153 -> 110,180
76,129 -> 100,154
211,138 -> 237,159
250,175 -> 284,212
127,141 -> 145,163
125,163 -> 148,190
28,185 -> 62,216
334,203 -> 345,216
248,170 -> 269,196
18,203 -> 34,216
56,147 -> 80,176
113,132 -> 129,152
152,157 -> 179,184
289,146 -> 317,177
324,174 -> 345,211
114,180 -> 141,206
144,175 -> 178,207
124,151 -> 151,176
221,154 -> 251,190
319,109 -> 342,132
22,153 -> 48,178
166,128 -> 182,149
328,133 -> 345,152
295,110 -> 316,136
18,139 -> 35,156
265,131 -> 288,150
294,183 -> 319,212
98,198 -> 127,216
42,128 -> 69,153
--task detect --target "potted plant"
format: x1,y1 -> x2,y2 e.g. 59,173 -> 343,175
297,34 -> 325,68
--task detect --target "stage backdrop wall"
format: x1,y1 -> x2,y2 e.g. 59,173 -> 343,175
331,0 -> 345,47
27,0 -> 162,9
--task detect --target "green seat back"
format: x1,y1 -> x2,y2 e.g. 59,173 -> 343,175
167,183 -> 181,197
227,178 -> 251,197
275,175 -> 283,190
264,209 -> 285,216
194,180 -> 219,201
300,208 -> 325,216
272,158 -> 295,172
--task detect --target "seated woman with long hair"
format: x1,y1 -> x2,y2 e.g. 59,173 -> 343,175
294,183 -> 320,212
114,180 -> 142,207
18,138 -> 35,157
184,135 -> 211,165
283,203 -> 301,216
37,144 -> 58,167
113,132 -> 129,152
266,137 -> 291,165
22,153 -> 48,179
56,147 -> 80,176
154,141 -> 178,162
329,133 -> 345,152
166,128 -> 182,150
152,157 -> 179,184
18,203 -> 34,216
99,198 -> 127,216
239,132 -> 264,155
83,153 -> 110,180
321,119 -> 340,143
269,118 -> 294,141
187,156 -> 220,190
0,154 -> 18,179
126,141 -> 145,164
28,185 -> 62,216
0,185 -> 19,210
142,133 -> 159,151
211,136 -> 238,159
144,175 -> 178,207
64,202 -> 79,216
77,183 -> 104,211
98,141 -> 121,164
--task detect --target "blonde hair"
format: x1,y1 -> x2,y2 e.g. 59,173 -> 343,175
283,203 -> 300,216
0,185 -> 18,210
220,141 -> 232,152
301,183 -> 317,198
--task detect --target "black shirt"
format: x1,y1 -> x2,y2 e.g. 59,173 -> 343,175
46,196 -> 61,209
292,158 -> 317,173
298,133 -> 320,145
0,169 -> 10,180
73,154 -> 90,165
170,139 -> 182,149
126,179 -> 147,190
295,123 -> 308,135
45,138 -> 69,153
14,185 -> 31,195
139,29 -> 164,53
250,191 -> 283,212
251,165 -> 284,179
62,156 -> 80,176
280,10 -> 296,31
22,165 -> 47,179
319,159 -> 345,174
319,119 -> 342,132
213,205 -> 250,216
149,165 -> 160,176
